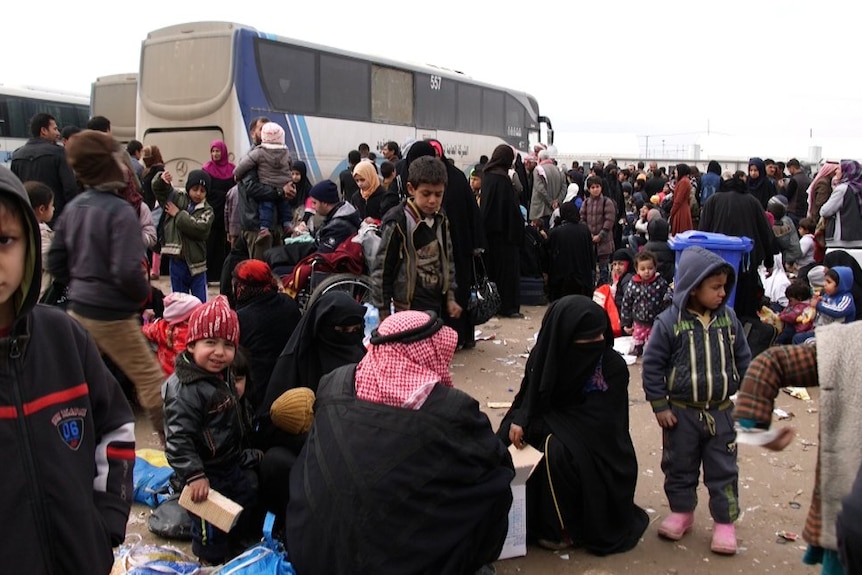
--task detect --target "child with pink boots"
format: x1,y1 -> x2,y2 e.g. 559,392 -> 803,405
642,246 -> 752,555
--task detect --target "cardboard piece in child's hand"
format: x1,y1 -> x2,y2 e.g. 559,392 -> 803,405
178,485 -> 243,533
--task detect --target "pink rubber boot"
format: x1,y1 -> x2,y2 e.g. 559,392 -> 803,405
711,523 -> 737,555
150,253 -> 161,280
658,512 -> 694,540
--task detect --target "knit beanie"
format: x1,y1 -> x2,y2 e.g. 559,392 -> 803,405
185,169 -> 211,194
808,266 -> 826,291
261,122 -> 286,149
309,180 -> 339,204
232,259 -> 277,305
64,130 -> 125,188
186,295 -> 239,345
270,387 -> 315,434
162,292 -> 203,325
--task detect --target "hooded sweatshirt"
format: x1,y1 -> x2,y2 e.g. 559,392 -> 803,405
642,246 -> 752,412
814,266 -> 855,327
0,167 -> 135,575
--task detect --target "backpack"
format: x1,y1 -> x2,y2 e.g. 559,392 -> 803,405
689,181 -> 701,220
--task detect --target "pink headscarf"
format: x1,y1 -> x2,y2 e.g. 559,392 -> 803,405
354,311 -> 457,410
202,140 -> 236,180
806,161 -> 839,219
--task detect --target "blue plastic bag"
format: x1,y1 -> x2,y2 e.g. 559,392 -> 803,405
215,513 -> 295,575
133,456 -> 174,507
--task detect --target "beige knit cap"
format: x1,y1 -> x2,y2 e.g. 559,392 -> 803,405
270,387 -> 315,434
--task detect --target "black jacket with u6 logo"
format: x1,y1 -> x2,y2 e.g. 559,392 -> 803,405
0,167 -> 136,575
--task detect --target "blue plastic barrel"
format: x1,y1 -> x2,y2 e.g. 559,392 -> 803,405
668,231 -> 754,308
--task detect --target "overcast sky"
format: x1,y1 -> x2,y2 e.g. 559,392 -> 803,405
9,0 -> 862,160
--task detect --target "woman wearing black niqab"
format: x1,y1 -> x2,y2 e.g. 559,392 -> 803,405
256,291 -> 367,450
256,291 -> 367,519
498,295 -> 648,554
481,144 -> 524,317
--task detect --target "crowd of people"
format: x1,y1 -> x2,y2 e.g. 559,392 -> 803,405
2,108 -> 862,575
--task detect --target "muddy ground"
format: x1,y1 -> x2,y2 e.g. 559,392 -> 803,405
127,302 -> 821,575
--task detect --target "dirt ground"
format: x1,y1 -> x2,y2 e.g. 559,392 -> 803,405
127,301 -> 822,575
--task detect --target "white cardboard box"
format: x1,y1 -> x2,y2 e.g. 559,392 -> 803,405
497,443 -> 544,560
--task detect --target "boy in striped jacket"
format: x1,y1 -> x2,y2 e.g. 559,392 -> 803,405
642,246 -> 752,556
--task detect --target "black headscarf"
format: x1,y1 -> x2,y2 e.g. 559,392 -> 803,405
262,292 -> 367,415
292,160 -> 312,207
497,295 -> 648,555
500,296 -> 612,435
676,163 -> 691,178
707,160 -> 722,176
484,144 -> 515,175
720,176 -> 748,194
405,140 -> 437,168
747,157 -> 767,191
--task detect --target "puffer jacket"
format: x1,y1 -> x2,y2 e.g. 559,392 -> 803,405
163,351 -> 248,484
642,246 -> 752,412
142,319 -> 191,376
372,199 -> 456,311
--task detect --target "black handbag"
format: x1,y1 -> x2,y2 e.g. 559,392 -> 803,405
38,280 -> 69,309
468,254 -> 500,325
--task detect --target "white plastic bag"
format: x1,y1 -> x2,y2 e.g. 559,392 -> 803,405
761,253 -> 790,307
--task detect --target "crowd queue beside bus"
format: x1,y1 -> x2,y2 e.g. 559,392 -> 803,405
3,19 -> 862,575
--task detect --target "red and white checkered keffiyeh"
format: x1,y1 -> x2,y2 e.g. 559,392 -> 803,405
354,311 -> 457,410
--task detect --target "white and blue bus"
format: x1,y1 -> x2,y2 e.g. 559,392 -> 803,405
91,73 -> 138,144
0,85 -> 89,165
138,21 -> 553,186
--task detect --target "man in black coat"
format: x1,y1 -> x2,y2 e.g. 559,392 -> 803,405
11,112 -> 78,221
698,176 -> 775,318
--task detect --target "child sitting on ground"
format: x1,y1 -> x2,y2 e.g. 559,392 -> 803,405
621,250 -> 672,356
163,296 -> 257,565
24,181 -> 55,299
642,246 -> 752,555
233,122 -> 293,238
142,292 -> 202,375
775,280 -> 814,344
792,266 -> 856,344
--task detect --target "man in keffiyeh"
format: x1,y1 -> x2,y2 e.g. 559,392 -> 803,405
284,310 -> 514,574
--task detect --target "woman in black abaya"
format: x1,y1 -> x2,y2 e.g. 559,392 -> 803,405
498,295 -> 648,555
255,291 -> 367,518
480,145 -> 524,317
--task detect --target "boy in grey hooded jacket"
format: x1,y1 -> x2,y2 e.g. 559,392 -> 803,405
642,246 -> 752,555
